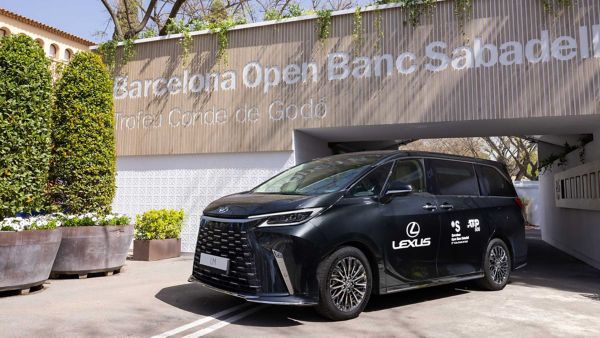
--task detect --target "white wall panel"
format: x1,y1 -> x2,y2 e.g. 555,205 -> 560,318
540,133 -> 600,270
113,152 -> 294,252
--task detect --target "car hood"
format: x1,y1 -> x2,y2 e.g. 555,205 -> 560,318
203,192 -> 344,218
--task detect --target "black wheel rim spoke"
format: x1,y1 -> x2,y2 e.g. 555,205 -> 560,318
329,257 -> 368,312
489,245 -> 509,285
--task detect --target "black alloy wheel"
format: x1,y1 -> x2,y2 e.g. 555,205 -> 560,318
479,238 -> 512,291
315,246 -> 372,321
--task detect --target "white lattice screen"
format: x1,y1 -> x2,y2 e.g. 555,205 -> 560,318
113,152 -> 294,252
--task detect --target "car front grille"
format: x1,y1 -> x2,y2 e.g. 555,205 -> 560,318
193,218 -> 261,294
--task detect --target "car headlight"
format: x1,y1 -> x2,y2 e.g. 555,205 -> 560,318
248,208 -> 323,227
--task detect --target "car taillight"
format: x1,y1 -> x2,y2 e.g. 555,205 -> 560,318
515,197 -> 524,209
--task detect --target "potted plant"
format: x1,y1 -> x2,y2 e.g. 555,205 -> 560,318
51,213 -> 133,277
133,209 -> 184,261
0,215 -> 62,292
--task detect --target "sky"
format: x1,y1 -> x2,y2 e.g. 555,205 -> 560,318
0,0 -> 110,43
0,0 -> 373,44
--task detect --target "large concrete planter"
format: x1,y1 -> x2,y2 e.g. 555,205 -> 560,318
51,225 -> 133,275
133,238 -> 181,261
0,229 -> 62,291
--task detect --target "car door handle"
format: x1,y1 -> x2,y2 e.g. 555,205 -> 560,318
440,203 -> 454,210
422,204 -> 437,211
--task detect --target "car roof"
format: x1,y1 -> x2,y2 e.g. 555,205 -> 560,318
330,150 -> 506,168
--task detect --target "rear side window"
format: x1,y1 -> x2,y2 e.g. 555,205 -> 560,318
429,160 -> 479,196
476,165 -> 516,197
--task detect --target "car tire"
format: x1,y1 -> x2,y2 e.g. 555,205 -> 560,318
479,238 -> 512,291
315,246 -> 372,321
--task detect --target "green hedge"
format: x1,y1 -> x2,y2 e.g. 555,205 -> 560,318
135,209 -> 184,240
0,34 -> 53,219
49,52 -> 116,214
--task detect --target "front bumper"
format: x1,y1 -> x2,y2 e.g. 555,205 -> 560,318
188,275 -> 317,306
191,216 -> 323,306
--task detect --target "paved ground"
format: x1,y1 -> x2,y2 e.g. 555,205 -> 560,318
2,229 -> 600,337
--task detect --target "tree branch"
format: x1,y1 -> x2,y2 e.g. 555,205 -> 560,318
132,0 -> 160,37
158,0 -> 187,35
101,0 -> 123,39
278,0 -> 293,15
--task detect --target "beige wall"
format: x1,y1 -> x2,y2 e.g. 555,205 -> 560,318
0,14 -> 89,62
113,0 -> 600,156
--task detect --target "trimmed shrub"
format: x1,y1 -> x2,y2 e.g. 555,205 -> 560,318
49,52 -> 115,214
0,34 -> 53,219
135,209 -> 185,240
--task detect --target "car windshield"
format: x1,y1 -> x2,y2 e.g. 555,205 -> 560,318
252,154 -> 386,195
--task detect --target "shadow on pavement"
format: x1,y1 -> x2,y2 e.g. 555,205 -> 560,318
155,281 -> 470,327
510,228 -> 600,295
156,228 -> 600,327
365,285 -> 470,313
155,283 -> 246,317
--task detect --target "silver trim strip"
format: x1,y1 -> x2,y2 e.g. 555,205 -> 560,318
272,250 -> 294,295
201,216 -> 255,223
248,208 -> 323,219
515,262 -> 528,270
246,299 -> 311,306
188,275 -> 315,305
384,273 -> 484,294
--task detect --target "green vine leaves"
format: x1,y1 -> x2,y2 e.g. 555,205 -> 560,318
348,0 -> 574,57
374,9 -> 384,54
96,0 -> 576,73
541,0 -> 573,16
316,9 -> 333,44
352,6 -> 363,55
97,38 -> 135,74
539,136 -> 592,174
208,20 -> 238,65
454,0 -> 473,40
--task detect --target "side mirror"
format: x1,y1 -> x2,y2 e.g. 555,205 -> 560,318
386,181 -> 413,196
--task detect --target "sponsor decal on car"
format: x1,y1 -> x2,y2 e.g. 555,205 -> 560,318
467,219 -> 481,232
392,222 -> 431,250
450,220 -> 470,245
450,219 -> 480,245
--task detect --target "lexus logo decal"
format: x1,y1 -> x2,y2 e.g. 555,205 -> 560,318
406,222 -> 420,238
393,221 -> 431,250
217,206 -> 229,214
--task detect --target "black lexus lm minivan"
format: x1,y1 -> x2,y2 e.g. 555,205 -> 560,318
190,151 -> 527,320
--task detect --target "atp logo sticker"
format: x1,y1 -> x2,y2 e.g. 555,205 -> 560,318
393,222 -> 431,250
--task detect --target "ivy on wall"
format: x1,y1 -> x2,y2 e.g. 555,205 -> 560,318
0,34 -> 53,219
352,6 -> 363,54
97,0 -> 575,72
454,0 -> 472,38
316,9 -> 333,42
265,3 -> 305,21
541,0 -> 573,15
539,136 -> 593,174
374,9 -> 384,54
165,19 -> 194,65
49,52 -> 116,214
374,0 -> 436,26
165,18 -> 242,65
353,0 -> 574,51
97,37 -> 135,73
208,19 -> 239,64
